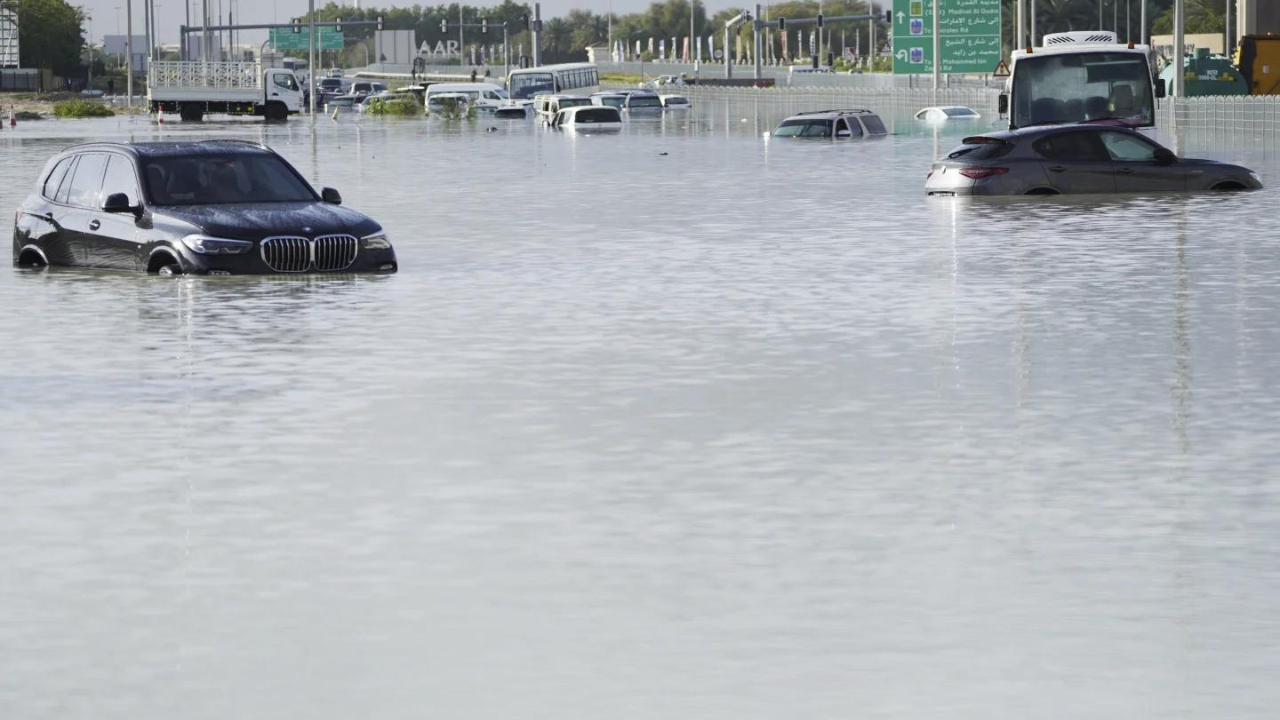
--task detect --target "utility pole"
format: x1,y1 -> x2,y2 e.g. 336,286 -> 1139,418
126,0 -> 133,106
308,0 -> 315,117
1173,0 -> 1184,96
1225,0 -> 1231,56
458,4 -> 463,67
1016,0 -> 1023,49
1030,0 -> 1036,45
532,3 -> 541,66
931,0 -> 939,90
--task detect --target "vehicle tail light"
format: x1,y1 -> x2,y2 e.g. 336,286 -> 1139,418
959,167 -> 1009,180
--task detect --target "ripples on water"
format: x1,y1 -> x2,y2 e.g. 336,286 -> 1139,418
2,104 -> 1279,719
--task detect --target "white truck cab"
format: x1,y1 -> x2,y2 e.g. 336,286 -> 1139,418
1001,31 -> 1163,135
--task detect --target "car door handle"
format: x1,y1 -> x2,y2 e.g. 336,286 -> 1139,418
1117,168 -> 1135,175
88,219 -> 101,231
1047,165 -> 1067,173
272,92 -> 280,96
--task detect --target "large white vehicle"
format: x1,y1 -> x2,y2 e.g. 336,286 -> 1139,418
148,61 -> 303,122
506,62 -> 599,101
423,82 -> 508,112
1001,31 -> 1163,134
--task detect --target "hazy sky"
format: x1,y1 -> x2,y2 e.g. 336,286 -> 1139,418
82,0 -> 740,47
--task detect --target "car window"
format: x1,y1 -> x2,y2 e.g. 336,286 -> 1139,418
55,157 -> 79,204
861,115 -> 887,135
42,157 -> 73,200
577,108 -> 617,124
141,153 -> 316,205
801,121 -> 832,138
273,74 -> 299,91
1033,131 -> 1110,161
66,153 -> 107,209
102,154 -> 141,206
1100,131 -> 1159,162
946,140 -> 1014,160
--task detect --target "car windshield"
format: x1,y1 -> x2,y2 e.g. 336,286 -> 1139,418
1012,52 -> 1155,128
943,107 -> 978,116
142,154 -> 316,205
574,108 -> 619,123
511,72 -> 554,99
318,79 -> 341,89
629,95 -> 661,108
774,119 -> 832,137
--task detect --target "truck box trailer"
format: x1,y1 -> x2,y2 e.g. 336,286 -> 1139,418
148,61 -> 303,121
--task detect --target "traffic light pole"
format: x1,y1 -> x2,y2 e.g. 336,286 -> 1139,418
443,18 -> 510,79
181,16 -> 382,117
756,12 -> 877,73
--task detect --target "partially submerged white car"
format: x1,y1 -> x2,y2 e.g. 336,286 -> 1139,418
660,94 -> 691,109
548,105 -> 622,131
915,106 -> 981,122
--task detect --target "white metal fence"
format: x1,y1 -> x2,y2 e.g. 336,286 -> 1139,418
148,61 -> 262,90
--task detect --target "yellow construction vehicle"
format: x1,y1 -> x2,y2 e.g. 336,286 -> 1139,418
1234,34 -> 1280,95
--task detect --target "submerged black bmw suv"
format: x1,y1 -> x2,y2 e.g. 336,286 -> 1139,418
13,140 -> 397,275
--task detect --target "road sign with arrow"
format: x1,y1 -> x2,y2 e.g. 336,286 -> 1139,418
891,0 -> 1001,76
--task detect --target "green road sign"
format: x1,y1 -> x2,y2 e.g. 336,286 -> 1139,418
891,0 -> 1001,75
270,26 -> 344,51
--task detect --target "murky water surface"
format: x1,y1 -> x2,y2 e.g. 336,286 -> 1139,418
3,103 -> 1280,719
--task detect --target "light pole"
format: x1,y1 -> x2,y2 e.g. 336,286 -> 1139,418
125,0 -> 132,106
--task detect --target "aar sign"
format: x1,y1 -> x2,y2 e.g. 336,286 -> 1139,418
891,0 -> 1001,75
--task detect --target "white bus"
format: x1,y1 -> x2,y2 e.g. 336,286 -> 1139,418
507,63 -> 600,101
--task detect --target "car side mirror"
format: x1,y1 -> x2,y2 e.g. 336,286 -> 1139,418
321,187 -> 342,205
102,192 -> 141,217
1154,147 -> 1176,165
1155,79 -> 1167,99
998,93 -> 1009,115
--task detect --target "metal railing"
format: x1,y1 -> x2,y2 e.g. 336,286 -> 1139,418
148,60 -> 262,90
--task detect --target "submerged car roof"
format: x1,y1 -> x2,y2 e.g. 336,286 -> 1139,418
784,108 -> 879,120
62,140 -> 274,158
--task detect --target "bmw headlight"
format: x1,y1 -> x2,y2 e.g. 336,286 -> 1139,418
181,234 -> 253,255
361,231 -> 392,250
1250,172 -> 1262,184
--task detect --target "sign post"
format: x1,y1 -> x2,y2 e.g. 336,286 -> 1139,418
891,0 -> 1000,76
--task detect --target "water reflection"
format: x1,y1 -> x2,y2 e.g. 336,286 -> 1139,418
2,101 -> 1280,720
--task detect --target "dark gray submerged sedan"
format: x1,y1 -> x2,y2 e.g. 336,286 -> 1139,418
926,124 -> 1261,196
13,140 -> 397,275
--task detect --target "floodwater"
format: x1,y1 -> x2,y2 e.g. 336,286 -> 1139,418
3,103 -> 1280,720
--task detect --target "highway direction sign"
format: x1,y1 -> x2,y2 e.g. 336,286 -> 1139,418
270,27 -> 344,51
891,0 -> 1001,75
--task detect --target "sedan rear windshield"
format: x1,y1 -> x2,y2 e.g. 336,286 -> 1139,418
628,95 -> 662,108
946,139 -> 1013,160
142,154 -> 316,205
574,108 -> 619,123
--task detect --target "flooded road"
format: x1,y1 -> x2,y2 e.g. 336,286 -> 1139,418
3,104 -> 1280,719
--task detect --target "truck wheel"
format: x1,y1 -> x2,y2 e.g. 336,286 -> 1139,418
179,104 -> 204,122
264,102 -> 289,122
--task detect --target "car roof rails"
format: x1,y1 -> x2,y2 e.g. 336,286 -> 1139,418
199,139 -> 271,151
795,108 -> 874,116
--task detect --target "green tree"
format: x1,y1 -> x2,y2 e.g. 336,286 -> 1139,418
16,0 -> 84,76
1152,0 -> 1223,34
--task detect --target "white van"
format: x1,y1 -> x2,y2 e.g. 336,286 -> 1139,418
423,83 -> 509,112
548,105 -> 622,131
533,93 -> 594,120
